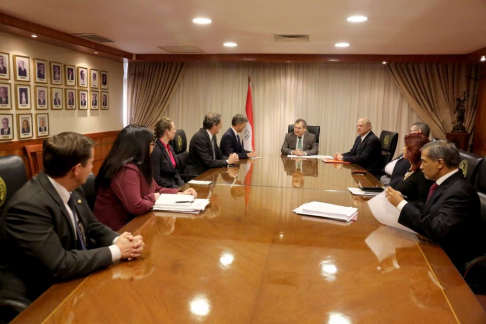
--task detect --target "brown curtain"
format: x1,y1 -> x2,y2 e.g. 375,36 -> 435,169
387,63 -> 479,139
128,61 -> 186,127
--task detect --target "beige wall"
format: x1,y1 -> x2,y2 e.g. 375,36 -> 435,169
0,31 -> 123,140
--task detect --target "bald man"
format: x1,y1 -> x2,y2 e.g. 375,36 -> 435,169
334,118 -> 382,170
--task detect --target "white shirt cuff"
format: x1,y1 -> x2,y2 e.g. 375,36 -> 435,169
109,236 -> 121,262
397,200 -> 407,212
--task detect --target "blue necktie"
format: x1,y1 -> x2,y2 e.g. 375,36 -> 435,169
68,195 -> 87,250
236,134 -> 241,150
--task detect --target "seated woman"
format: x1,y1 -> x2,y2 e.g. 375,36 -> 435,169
94,124 -> 196,231
394,133 -> 434,203
151,117 -> 184,188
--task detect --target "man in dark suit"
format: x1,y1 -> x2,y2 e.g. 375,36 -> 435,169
67,68 -> 74,81
281,119 -> 318,156
0,56 -> 7,75
0,87 -> 8,105
220,114 -> 257,159
53,93 -> 61,106
37,90 -> 46,106
1,118 -> 10,135
80,93 -> 87,106
0,132 -> 144,318
37,63 -> 45,79
38,118 -> 47,132
387,122 -> 430,188
18,60 -> 27,77
186,112 -> 239,176
386,141 -> 481,271
68,92 -> 75,106
334,118 -> 382,170
92,93 -> 98,106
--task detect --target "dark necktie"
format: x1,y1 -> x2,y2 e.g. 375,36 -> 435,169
426,183 -> 438,203
211,137 -> 216,159
236,134 -> 241,150
68,195 -> 87,250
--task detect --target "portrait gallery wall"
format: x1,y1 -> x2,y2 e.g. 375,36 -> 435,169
0,51 -> 110,141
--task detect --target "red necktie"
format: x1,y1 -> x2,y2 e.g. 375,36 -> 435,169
426,183 -> 438,203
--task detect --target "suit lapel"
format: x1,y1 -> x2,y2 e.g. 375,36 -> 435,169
425,171 -> 461,212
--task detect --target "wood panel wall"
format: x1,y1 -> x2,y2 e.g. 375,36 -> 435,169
473,66 -> 486,156
0,130 -> 120,179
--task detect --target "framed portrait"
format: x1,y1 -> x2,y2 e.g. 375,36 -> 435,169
16,84 -> 31,109
34,86 -> 48,110
36,113 -> 49,137
101,91 -> 109,110
77,66 -> 88,88
34,58 -> 48,84
0,113 -> 13,140
90,91 -> 99,110
50,62 -> 63,85
51,87 -> 63,110
65,64 -> 76,87
100,71 -> 108,90
0,52 -> 10,80
13,55 -> 30,82
0,83 -> 12,109
90,69 -> 99,89
78,90 -> 88,110
17,113 -> 33,139
65,88 -> 76,110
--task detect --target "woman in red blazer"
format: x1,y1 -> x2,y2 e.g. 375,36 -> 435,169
94,125 -> 196,231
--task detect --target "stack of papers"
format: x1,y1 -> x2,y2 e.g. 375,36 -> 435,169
287,155 -> 333,159
348,187 -> 381,197
153,194 -> 210,214
293,201 -> 358,222
188,180 -> 212,185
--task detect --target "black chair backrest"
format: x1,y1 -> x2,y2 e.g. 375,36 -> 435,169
169,129 -> 188,155
81,173 -> 96,211
287,124 -> 321,143
0,155 -> 27,214
176,151 -> 189,174
458,150 -> 483,189
379,130 -> 399,168
478,160 -> 486,227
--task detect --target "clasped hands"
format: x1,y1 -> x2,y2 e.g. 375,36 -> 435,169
333,152 -> 343,161
228,153 -> 239,164
116,232 -> 145,261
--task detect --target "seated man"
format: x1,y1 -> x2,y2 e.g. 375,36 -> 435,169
385,141 -> 481,271
0,132 -> 144,317
334,118 -> 381,170
186,112 -> 239,176
387,121 -> 430,188
220,114 -> 257,159
281,119 -> 318,156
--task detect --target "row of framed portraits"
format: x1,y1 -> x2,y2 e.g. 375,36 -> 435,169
0,113 -> 49,141
0,52 -> 109,89
0,83 -> 109,110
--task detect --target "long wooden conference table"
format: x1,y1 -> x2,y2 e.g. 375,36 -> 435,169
14,154 -> 486,323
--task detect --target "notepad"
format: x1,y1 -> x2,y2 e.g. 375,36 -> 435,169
293,201 -> 358,222
188,180 -> 212,185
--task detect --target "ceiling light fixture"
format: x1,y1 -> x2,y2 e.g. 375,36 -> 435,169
481,56 -> 486,62
328,59 -> 339,62
31,35 -> 37,38
347,16 -> 368,23
94,52 -> 98,54
193,18 -> 211,25
223,42 -> 237,47
382,61 -> 387,64
335,43 -> 350,48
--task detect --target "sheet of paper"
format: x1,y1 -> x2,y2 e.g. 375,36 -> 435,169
315,155 -> 333,159
287,155 -> 317,159
188,180 -> 212,185
367,192 -> 417,233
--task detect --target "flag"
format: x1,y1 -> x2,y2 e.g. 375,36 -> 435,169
243,76 -> 254,151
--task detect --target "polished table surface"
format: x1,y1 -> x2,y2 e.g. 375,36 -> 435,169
14,154 -> 486,323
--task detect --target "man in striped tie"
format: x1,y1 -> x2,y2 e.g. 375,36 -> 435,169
385,140 -> 481,272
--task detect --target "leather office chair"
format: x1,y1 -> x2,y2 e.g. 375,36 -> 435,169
24,144 -> 44,177
169,129 -> 196,181
0,155 -> 30,322
379,130 -> 398,169
458,150 -> 483,189
287,124 -> 321,143
81,173 -> 96,211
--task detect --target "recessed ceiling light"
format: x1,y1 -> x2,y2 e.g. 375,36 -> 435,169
347,16 -> 368,23
193,18 -> 211,25
328,59 -> 339,62
31,34 -> 37,38
382,61 -> 387,64
94,52 -> 98,54
481,56 -> 485,62
335,43 -> 350,48
224,42 -> 237,47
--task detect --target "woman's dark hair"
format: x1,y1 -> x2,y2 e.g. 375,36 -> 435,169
404,133 -> 429,171
96,124 -> 154,190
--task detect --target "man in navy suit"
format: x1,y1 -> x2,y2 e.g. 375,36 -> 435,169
220,114 -> 257,159
334,117 -> 382,170
386,141 -> 481,271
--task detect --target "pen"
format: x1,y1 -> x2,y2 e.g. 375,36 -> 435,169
400,194 -> 408,199
176,201 -> 194,203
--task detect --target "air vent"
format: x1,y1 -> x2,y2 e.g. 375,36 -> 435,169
157,46 -> 204,54
73,33 -> 115,43
273,34 -> 310,42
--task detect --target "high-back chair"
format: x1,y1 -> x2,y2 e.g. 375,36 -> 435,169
287,124 -> 321,144
24,144 -> 44,177
379,130 -> 398,169
458,150 -> 483,189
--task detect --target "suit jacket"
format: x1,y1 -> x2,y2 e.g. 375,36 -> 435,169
220,127 -> 251,159
0,171 -> 118,303
68,99 -> 74,105
0,66 -> 6,74
38,99 -> 46,105
18,68 -> 27,77
281,132 -> 318,155
37,71 -> 45,79
54,98 -> 61,105
0,96 -> 7,104
94,163 -> 178,231
390,157 -> 411,188
186,128 -> 228,176
92,100 -> 97,106
81,100 -> 87,106
342,131 -> 382,170
1,127 -> 10,135
39,126 -> 47,132
399,171 -> 481,271
151,139 -> 184,188
396,169 -> 434,203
